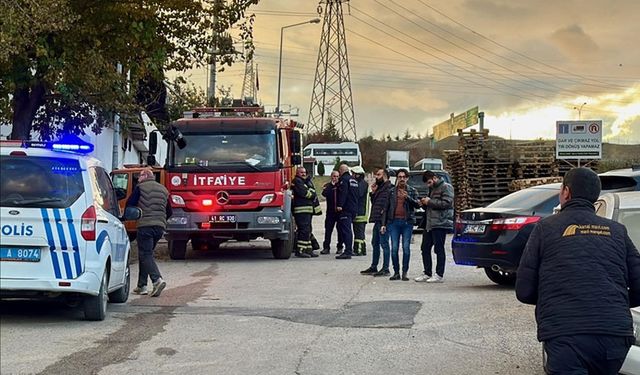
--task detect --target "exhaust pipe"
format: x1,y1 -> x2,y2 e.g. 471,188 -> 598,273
491,264 -> 503,273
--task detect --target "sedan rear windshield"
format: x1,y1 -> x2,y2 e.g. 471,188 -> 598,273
487,187 -> 560,211
0,156 -> 84,208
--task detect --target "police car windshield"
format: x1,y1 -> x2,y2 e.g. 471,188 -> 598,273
0,156 -> 84,208
171,131 -> 277,171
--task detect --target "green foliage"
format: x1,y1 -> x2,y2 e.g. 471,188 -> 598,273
317,161 -> 325,176
0,0 -> 258,140
166,77 -> 207,122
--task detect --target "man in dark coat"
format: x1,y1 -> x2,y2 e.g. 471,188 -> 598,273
415,170 -> 454,283
516,167 -> 640,374
360,168 -> 392,276
335,163 -> 359,259
321,170 -> 343,254
351,166 -> 369,256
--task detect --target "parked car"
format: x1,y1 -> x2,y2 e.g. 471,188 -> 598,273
453,167 -> 640,286
0,138 -> 141,321
595,192 -> 640,375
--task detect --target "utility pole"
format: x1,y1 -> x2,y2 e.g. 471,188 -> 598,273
307,0 -> 356,141
207,0 -> 222,105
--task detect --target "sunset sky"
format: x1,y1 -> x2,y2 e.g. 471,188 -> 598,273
184,0 -> 640,144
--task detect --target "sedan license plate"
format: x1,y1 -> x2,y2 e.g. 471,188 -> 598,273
210,214 -> 236,223
0,247 -> 41,262
463,224 -> 486,234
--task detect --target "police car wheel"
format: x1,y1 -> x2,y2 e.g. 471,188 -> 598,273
84,269 -> 109,321
108,263 -> 130,304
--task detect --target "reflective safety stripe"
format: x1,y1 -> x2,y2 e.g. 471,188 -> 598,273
305,191 -> 313,198
354,239 -> 366,243
293,206 -> 314,214
41,208 -> 62,279
314,206 -> 323,214
354,215 -> 368,223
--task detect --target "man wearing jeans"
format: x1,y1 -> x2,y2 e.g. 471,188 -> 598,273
127,168 -> 172,297
415,170 -> 454,283
381,169 -> 420,281
360,168 -> 392,276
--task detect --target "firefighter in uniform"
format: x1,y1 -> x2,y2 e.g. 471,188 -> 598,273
351,166 -> 369,256
291,167 -> 318,258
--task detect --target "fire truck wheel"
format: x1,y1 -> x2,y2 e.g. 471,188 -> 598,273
169,240 -> 187,260
271,222 -> 294,259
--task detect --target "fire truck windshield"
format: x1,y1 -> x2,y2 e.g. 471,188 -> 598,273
171,131 -> 277,171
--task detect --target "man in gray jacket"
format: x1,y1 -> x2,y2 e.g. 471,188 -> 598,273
127,168 -> 172,297
415,170 -> 454,283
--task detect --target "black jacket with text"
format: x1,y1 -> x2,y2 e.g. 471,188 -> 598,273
516,198 -> 640,341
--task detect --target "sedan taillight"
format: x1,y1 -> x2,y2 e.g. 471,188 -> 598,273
490,216 -> 540,231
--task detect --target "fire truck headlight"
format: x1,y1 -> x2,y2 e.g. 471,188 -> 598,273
257,216 -> 280,225
260,194 -> 275,204
171,194 -> 185,205
168,216 -> 188,225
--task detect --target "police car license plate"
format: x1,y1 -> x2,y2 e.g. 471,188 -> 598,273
463,224 -> 486,234
0,247 -> 41,262
210,214 -> 236,223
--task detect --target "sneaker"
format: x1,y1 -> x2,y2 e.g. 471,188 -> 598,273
320,248 -> 330,255
401,273 -> 409,281
133,286 -> 148,295
150,278 -> 167,297
360,266 -> 378,275
295,251 -> 311,258
373,270 -> 390,277
414,274 -> 431,282
335,253 -> 352,259
426,275 -> 444,283
306,250 -> 319,258
389,273 -> 400,281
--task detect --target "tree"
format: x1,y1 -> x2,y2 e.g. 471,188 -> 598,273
166,77 -> 208,122
317,161 -> 325,176
403,128 -> 411,140
0,0 -> 258,140
322,113 -> 341,142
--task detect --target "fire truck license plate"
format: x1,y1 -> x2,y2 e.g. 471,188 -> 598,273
210,215 -> 236,223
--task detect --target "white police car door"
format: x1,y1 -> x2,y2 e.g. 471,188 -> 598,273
90,167 -> 127,288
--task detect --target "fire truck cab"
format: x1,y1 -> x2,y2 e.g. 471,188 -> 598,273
149,105 -> 302,260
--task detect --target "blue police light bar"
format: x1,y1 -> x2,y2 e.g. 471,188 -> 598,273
9,135 -> 95,154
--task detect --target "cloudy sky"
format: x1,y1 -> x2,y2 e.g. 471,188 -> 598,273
186,0 -> 640,143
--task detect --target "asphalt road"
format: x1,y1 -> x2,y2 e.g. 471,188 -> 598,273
1,210 -> 544,375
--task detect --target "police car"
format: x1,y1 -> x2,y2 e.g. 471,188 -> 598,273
0,137 -> 140,321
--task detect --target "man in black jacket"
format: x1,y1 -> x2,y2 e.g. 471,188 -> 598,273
335,163 -> 359,259
321,170 -> 343,254
361,168 -> 392,276
351,166 -> 369,256
516,167 -> 640,374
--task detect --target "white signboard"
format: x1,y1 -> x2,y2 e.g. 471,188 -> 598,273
556,120 -> 602,159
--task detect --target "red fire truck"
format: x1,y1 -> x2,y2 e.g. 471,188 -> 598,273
148,105 -> 302,260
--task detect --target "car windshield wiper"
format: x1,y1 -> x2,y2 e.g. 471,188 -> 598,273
1,197 -> 64,205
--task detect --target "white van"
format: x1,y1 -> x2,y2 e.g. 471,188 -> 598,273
0,137 -> 140,320
413,158 -> 443,171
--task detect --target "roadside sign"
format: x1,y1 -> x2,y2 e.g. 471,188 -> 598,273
556,120 -> 602,159
433,106 -> 479,141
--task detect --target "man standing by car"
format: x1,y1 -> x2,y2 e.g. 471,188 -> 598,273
381,168 -> 421,280
516,167 -> 640,374
291,167 -> 318,258
335,163 -> 359,259
351,166 -> 369,256
321,170 -> 343,254
127,168 -> 171,297
415,170 -> 454,283
361,168 -> 392,276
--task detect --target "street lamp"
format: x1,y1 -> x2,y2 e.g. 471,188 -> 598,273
574,102 -> 587,120
276,18 -> 321,115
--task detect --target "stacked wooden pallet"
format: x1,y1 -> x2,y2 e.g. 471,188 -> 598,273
457,129 -> 513,208
443,150 -> 469,214
509,176 -> 564,192
513,141 -> 559,178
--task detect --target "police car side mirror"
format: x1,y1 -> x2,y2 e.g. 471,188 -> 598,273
115,187 -> 128,201
122,207 -> 142,221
